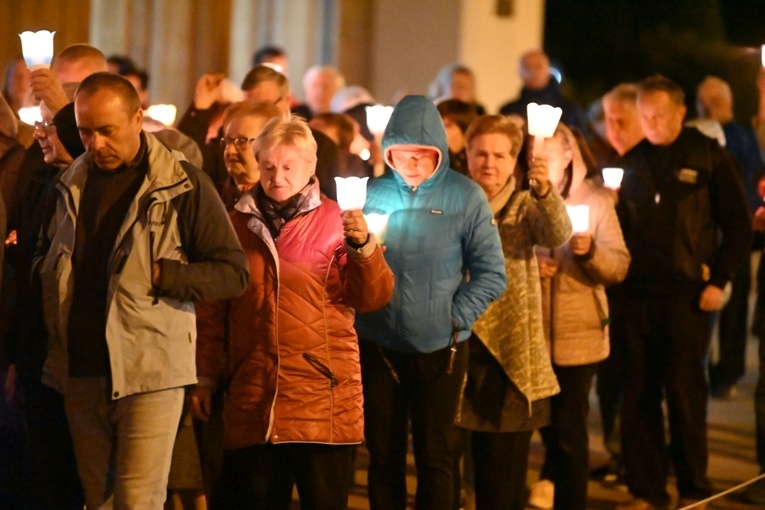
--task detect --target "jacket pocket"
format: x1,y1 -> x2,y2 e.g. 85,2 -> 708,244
303,353 -> 337,389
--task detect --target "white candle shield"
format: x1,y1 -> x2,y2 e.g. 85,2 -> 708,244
566,205 -> 590,234
19,30 -> 56,70
365,105 -> 394,137
364,213 -> 390,245
602,167 -> 624,189
334,176 -> 369,211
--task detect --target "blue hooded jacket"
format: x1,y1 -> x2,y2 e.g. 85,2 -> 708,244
355,95 -> 506,353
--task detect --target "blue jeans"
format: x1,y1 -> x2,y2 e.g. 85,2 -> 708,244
63,377 -> 184,510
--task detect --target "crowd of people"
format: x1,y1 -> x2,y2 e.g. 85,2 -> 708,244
0,39 -> 764,510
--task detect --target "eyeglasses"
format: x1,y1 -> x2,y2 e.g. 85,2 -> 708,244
219,137 -> 257,150
34,120 -> 56,134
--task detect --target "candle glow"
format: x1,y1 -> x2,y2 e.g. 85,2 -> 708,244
19,30 -> 56,70
566,205 -> 590,234
365,105 -> 394,137
602,167 -> 624,189
145,104 -> 178,127
334,176 -> 369,211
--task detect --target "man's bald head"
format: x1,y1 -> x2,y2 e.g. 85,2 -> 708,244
52,44 -> 108,84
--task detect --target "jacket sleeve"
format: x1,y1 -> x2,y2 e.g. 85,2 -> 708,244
709,143 -> 752,289
451,190 -> 507,332
575,195 -> 630,286
195,298 -> 230,387
176,103 -> 228,188
157,163 -> 249,302
341,239 -> 395,313
526,188 -> 573,249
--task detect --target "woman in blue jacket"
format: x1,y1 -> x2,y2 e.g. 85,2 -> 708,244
356,95 -> 506,510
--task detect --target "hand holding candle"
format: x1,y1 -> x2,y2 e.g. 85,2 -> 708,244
526,102 -> 562,190
341,210 -> 369,246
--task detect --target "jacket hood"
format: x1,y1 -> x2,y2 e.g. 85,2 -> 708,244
382,95 -> 451,187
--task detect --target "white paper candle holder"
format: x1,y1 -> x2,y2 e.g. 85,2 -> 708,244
566,205 -> 590,234
334,176 -> 369,211
19,30 -> 56,70
602,167 -> 624,189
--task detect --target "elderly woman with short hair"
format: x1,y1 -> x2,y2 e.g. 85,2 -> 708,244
191,116 -> 394,510
455,115 -> 572,510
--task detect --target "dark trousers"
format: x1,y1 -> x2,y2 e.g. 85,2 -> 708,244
620,289 -> 712,506
470,430 -> 532,510
211,442 -> 354,510
359,339 -> 469,510
539,363 -> 597,510
713,256 -> 752,388
19,376 -> 84,510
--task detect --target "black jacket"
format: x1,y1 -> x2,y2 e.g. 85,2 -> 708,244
616,128 -> 751,294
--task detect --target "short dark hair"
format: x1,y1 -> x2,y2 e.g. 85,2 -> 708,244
437,99 -> 477,135
124,69 -> 150,91
75,72 -> 141,115
637,74 -> 685,106
241,65 -> 289,96
107,54 -> 138,75
252,46 -> 286,67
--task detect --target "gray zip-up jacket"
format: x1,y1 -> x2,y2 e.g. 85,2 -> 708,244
38,132 -> 248,399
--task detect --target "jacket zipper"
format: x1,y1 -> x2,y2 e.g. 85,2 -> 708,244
303,352 -> 338,389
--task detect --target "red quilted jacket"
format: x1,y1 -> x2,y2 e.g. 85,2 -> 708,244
196,193 -> 394,449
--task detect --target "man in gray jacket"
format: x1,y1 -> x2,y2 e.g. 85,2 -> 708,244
37,72 -> 249,510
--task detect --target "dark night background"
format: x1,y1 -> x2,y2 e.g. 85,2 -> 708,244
544,0 -> 765,122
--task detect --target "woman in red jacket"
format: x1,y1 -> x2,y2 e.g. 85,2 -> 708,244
190,116 -> 395,510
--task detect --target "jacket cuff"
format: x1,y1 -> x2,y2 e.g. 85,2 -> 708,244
157,258 -> 181,294
345,233 -> 378,259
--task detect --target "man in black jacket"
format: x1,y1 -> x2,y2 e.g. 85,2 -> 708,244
615,75 -> 751,510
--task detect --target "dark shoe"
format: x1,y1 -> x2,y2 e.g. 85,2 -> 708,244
591,460 -> 627,490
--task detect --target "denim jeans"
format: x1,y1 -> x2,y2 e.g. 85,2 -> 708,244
63,377 -> 184,510
359,339 -> 468,510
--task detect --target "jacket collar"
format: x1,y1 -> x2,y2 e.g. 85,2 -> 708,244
58,131 -> 192,211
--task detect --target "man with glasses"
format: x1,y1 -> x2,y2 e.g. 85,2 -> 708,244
179,65 -> 341,201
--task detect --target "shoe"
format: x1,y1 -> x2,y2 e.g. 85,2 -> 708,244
614,497 -> 667,510
710,383 -> 738,400
528,479 -> 554,509
676,498 -> 707,509
740,478 -> 765,504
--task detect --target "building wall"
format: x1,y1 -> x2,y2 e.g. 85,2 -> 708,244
2,1 -> 544,118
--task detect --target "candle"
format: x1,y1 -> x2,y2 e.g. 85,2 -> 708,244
364,213 -> 390,244
566,205 -> 590,234
145,104 -> 178,127
19,30 -> 56,70
602,167 -> 624,189
334,176 -> 369,211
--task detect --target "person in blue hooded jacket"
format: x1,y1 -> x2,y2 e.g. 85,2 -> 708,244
355,95 -> 506,510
